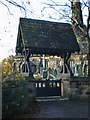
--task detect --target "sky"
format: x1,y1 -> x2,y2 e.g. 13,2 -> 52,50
0,0 -> 89,61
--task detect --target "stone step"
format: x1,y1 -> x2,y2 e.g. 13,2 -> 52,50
36,96 -> 69,102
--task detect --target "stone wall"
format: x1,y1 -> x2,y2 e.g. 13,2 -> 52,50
69,77 -> 90,101
2,80 -> 36,118
62,77 -> 90,101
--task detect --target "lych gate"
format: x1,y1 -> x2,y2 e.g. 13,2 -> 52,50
16,18 -> 80,97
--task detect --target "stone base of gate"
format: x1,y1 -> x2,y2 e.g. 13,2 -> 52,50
69,77 -> 89,101
61,77 -> 90,101
61,78 -> 71,98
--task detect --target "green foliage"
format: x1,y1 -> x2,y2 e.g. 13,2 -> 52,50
2,55 -> 18,80
24,76 -> 35,81
2,74 -> 26,88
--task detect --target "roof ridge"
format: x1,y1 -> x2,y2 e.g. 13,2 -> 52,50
20,17 -> 71,25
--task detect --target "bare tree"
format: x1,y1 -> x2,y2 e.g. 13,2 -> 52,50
71,0 -> 90,76
41,0 -> 71,22
0,0 -> 36,58
0,0 -> 25,15
0,0 -> 35,17
71,0 -> 88,53
41,0 -> 90,76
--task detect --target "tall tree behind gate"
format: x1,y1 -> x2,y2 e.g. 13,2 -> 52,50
71,0 -> 90,76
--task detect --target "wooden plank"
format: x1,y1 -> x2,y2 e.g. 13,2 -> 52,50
36,80 -> 61,97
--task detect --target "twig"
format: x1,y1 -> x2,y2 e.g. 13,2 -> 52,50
0,1 -> 12,15
5,0 -> 26,17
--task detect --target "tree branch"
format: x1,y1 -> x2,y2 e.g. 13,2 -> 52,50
0,1 -> 12,15
42,2 -> 71,8
5,0 -> 25,10
4,0 -> 27,17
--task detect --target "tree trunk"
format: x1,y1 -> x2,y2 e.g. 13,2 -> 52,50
71,0 -> 90,76
71,0 -> 83,27
71,0 -> 88,54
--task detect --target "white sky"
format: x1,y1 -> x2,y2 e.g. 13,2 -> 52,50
0,0 -> 88,61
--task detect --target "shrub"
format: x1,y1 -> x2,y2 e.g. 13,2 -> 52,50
2,74 -> 26,88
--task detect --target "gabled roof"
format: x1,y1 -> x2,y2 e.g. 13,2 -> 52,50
16,18 -> 80,56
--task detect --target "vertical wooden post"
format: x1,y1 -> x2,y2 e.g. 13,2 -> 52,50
63,57 -> 66,74
24,48 -> 33,77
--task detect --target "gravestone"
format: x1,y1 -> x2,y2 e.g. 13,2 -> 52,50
54,69 -> 57,77
43,70 -> 48,78
40,67 -> 43,77
74,64 -> 79,76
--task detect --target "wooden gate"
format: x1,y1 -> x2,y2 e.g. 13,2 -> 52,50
36,79 -> 61,97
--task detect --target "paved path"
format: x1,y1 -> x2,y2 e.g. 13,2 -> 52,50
13,100 -> 89,119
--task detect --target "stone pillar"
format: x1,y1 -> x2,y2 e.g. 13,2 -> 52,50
79,65 -> 83,76
61,79 -> 71,98
87,54 -> 90,77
